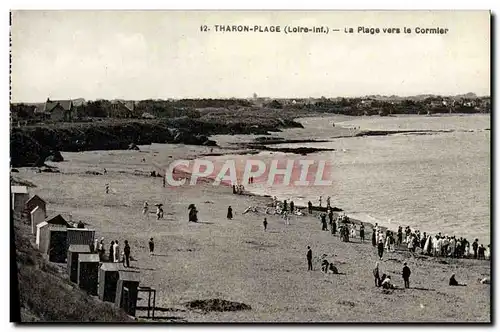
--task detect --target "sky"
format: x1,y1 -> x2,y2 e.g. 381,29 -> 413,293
10,10 -> 491,102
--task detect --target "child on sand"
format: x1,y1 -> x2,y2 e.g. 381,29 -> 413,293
263,218 -> 268,231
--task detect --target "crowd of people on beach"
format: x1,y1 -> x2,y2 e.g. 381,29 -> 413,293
89,238 -> 133,268
369,224 -> 491,261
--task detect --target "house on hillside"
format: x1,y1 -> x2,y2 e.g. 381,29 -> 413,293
39,99 -> 77,122
109,100 -> 136,118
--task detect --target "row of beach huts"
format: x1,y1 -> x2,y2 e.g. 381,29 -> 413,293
11,185 -> 156,319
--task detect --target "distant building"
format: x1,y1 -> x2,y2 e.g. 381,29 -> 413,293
109,100 -> 136,118
39,99 -> 77,122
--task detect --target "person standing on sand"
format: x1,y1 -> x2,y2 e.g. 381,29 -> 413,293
123,240 -> 131,268
377,238 -> 385,259
473,239 -> 479,259
113,240 -> 120,263
326,196 -> 331,209
360,223 -> 365,242
373,262 -> 381,287
290,201 -> 294,214
188,204 -> 198,222
372,228 -> 377,247
263,218 -> 268,231
283,200 -> 288,213
162,176 -> 166,188
307,246 -> 313,271
320,213 -> 327,231
402,262 -> 411,288
284,212 -> 290,225
308,201 -> 313,214
227,206 -> 233,220
397,226 -> 403,246
143,201 -> 149,217
319,196 -> 323,208
149,238 -> 154,255
109,241 -> 114,262
105,184 -> 109,194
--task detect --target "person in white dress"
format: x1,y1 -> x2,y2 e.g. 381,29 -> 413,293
113,240 -> 120,263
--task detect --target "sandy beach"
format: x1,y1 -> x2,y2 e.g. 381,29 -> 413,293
13,139 -> 490,323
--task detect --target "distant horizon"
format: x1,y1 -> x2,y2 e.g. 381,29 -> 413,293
12,91 -> 490,104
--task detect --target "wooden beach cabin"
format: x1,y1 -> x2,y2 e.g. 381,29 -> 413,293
67,228 -> 95,251
37,223 -> 68,263
98,263 -> 120,302
11,185 -> 29,213
77,254 -> 100,295
25,195 -> 47,218
115,270 -> 141,316
30,206 -> 46,235
67,244 -> 91,283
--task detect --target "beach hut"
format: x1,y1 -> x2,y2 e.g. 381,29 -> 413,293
67,228 -> 95,251
115,270 -> 141,316
67,244 -> 91,283
77,254 -> 100,295
11,186 -> 29,213
38,224 -> 68,263
30,206 -> 45,235
35,221 -> 47,248
25,195 -> 47,218
98,263 -> 120,302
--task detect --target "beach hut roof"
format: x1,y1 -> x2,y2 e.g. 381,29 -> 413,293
11,186 -> 28,194
44,214 -> 69,227
36,221 -> 48,229
26,194 -> 46,205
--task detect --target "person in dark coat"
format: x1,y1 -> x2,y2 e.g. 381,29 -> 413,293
308,201 -> 313,214
232,185 -> 236,194
332,219 -> 337,235
360,223 -> 365,242
188,204 -> 198,222
123,240 -> 131,268
372,229 -> 377,247
149,238 -> 154,255
109,241 -> 115,262
263,218 -> 268,231
290,201 -> 294,213
478,244 -> 486,259
307,246 -> 313,271
377,238 -> 384,259
328,209 -> 334,224
320,213 -> 327,231
402,262 -> 411,288
283,200 -> 288,212
227,206 -> 233,219
473,239 -> 479,259
397,226 -> 403,245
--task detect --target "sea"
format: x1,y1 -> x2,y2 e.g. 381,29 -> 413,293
214,114 -> 491,244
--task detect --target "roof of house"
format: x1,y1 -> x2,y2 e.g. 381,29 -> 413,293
43,100 -> 73,113
111,100 -> 134,111
11,186 -> 28,194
